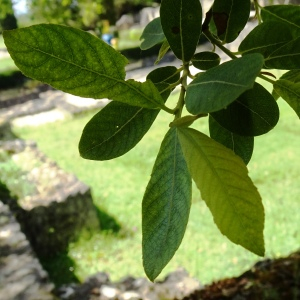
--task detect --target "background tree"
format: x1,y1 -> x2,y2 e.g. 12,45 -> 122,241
0,0 -> 18,33
27,0 -> 160,30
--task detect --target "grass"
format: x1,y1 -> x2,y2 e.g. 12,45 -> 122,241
13,85 -> 300,285
0,35 -> 5,48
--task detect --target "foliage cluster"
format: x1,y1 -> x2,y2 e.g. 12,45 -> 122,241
0,0 -> 18,32
27,0 -> 159,30
3,0 -> 300,281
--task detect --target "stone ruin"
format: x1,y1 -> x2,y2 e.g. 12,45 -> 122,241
0,139 -> 100,257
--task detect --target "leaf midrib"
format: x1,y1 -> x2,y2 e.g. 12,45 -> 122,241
262,7 -> 300,31
8,33 -> 161,106
85,107 -> 144,153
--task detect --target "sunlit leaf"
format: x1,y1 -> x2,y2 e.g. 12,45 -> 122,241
160,0 -> 202,62
192,51 -> 220,70
239,21 -> 293,58
155,40 -> 170,64
186,54 -> 264,114
209,116 -> 254,165
273,79 -> 300,118
212,0 -> 250,43
140,17 -> 165,50
211,83 -> 279,136
178,127 -> 265,256
79,101 -> 161,160
265,36 -> 300,70
3,24 -> 165,109
261,5 -> 300,38
143,127 -> 192,281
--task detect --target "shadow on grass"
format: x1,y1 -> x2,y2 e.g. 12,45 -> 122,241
95,206 -> 121,233
40,251 -> 80,287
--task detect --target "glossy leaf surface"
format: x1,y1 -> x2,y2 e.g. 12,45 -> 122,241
178,128 -> 265,256
261,5 -> 300,38
160,0 -> 202,62
212,0 -> 250,43
209,116 -> 254,165
79,101 -> 160,160
211,83 -> 279,136
186,54 -> 264,114
273,79 -> 300,118
143,127 -> 192,281
4,24 -> 164,109
140,17 -> 165,50
192,51 -> 220,70
239,21 -> 293,58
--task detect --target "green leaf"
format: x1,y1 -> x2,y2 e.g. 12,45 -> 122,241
192,51 -> 221,70
147,66 -> 180,100
140,17 -> 165,50
160,0 -> 202,62
146,66 -> 180,85
178,127 -> 265,256
186,54 -> 264,114
273,79 -> 300,118
271,70 -> 300,100
170,115 -> 200,128
79,101 -> 161,160
209,116 -> 254,165
212,0 -> 251,43
239,21 -> 294,58
265,36 -> 300,70
155,40 -> 170,65
279,69 -> 300,83
142,127 -> 192,281
3,24 -> 165,109
211,83 -> 279,136
261,5 -> 300,38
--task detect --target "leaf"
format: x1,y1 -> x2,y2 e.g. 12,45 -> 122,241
142,127 -> 192,281
3,24 -> 165,109
261,5 -> 300,38
238,21 -> 294,58
140,17 -> 165,50
192,51 -> 221,70
178,127 -> 265,256
272,70 -> 300,100
155,40 -> 170,65
212,0 -> 251,43
170,115 -> 200,128
146,66 -> 180,85
273,79 -> 300,118
211,83 -> 280,136
147,66 -> 180,100
265,36 -> 300,70
186,54 -> 264,114
160,0 -> 202,62
279,69 -> 300,83
209,116 -> 254,165
79,101 -> 161,160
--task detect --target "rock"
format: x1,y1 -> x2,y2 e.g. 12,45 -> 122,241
1,140 -> 100,257
100,285 -> 120,300
0,202 -> 56,300
119,291 -> 142,300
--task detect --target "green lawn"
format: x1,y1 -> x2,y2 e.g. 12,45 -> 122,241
13,86 -> 300,285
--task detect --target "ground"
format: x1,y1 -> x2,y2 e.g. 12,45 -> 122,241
196,251 -> 300,300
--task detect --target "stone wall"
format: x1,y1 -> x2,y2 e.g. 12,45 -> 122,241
1,139 -> 100,258
0,202 -> 56,300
